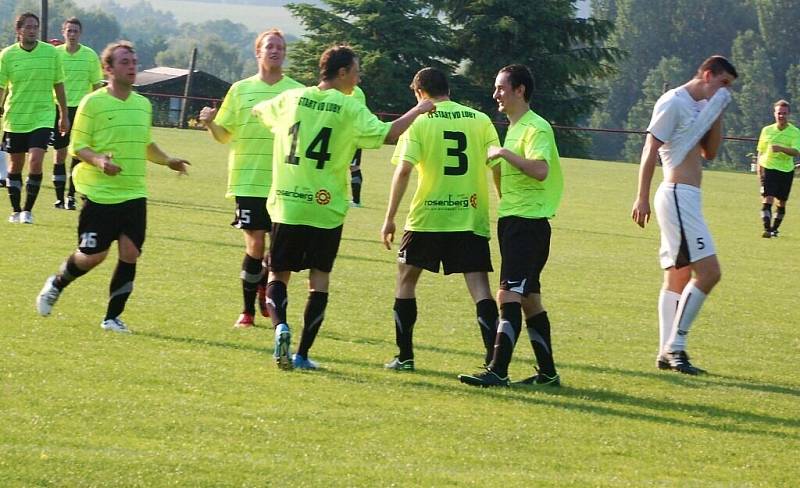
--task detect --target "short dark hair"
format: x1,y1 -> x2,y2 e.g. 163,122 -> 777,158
101,40 -> 135,69
62,17 -> 82,31
16,12 -> 39,30
696,55 -> 738,79
499,64 -> 534,102
319,45 -> 357,82
410,68 -> 449,98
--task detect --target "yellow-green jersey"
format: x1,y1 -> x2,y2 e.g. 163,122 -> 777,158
70,89 -> 153,204
253,86 -> 391,228
0,41 -> 64,132
491,110 -> 563,219
350,85 -> 366,106
215,74 -> 303,198
57,43 -> 103,107
757,122 -> 800,172
391,100 -> 499,237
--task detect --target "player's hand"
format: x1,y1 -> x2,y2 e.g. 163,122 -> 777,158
98,154 -> 121,176
631,198 -> 650,228
381,220 -> 396,250
199,106 -> 217,125
59,114 -> 70,136
414,99 -> 435,115
487,146 -> 506,161
166,158 -> 190,175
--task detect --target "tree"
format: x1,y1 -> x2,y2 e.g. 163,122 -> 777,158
156,35 -> 244,83
286,0 -> 455,113
98,0 -> 180,69
753,0 -> 800,96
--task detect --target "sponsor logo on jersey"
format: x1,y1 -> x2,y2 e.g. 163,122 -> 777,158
423,194 -> 471,209
276,187 -> 314,202
315,189 -> 331,205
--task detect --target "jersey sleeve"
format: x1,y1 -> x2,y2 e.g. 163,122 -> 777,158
252,94 -> 282,131
215,84 -> 239,133
647,97 -> 678,144
53,47 -> 65,85
351,103 -> 390,149
390,124 -> 421,166
756,127 -> 768,153
89,53 -> 103,86
69,96 -> 95,155
0,51 -> 9,88
525,124 -> 556,164
483,121 -> 500,167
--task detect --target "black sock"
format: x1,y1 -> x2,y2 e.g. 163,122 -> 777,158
240,254 -> 263,315
393,298 -> 417,361
7,172 -> 22,212
266,280 -> 288,327
762,203 -> 772,231
105,260 -> 136,321
351,183 -> 361,204
475,298 -> 498,365
54,254 -> 89,289
773,206 -> 785,231
23,173 -> 43,212
488,302 -> 521,378
67,159 -> 79,197
526,311 -> 556,377
53,164 -> 67,202
297,291 -> 328,358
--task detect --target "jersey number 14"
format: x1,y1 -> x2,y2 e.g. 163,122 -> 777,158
286,122 -> 332,169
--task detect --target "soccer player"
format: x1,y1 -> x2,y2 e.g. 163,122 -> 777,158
756,99 -> 800,238
199,29 -> 303,329
252,45 -> 434,370
631,55 -> 738,375
52,17 -> 103,210
0,12 -> 69,224
381,67 -> 500,372
349,85 -> 366,207
35,41 -> 189,332
458,64 -> 563,388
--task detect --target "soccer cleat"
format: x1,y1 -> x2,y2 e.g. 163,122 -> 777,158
66,196 -> 76,210
273,323 -> 293,370
771,229 -> 780,238
233,312 -> 254,328
762,230 -> 772,238
384,356 -> 415,371
292,353 -> 319,370
514,372 -> 561,387
8,212 -> 20,223
458,368 -> 509,387
54,200 -> 65,209
663,350 -> 705,375
656,354 -> 670,370
100,317 -> 132,333
349,202 -> 362,208
20,211 -> 33,224
36,275 -> 61,316
256,284 -> 270,318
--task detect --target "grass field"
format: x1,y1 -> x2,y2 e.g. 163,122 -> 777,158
1,127 -> 798,486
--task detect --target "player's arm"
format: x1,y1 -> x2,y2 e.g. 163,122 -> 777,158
383,99 -> 435,145
147,142 -> 190,174
699,115 -> 723,160
198,105 -> 232,144
631,133 -> 663,228
491,165 -> 502,198
381,161 -> 413,249
54,83 -> 70,135
488,146 -> 548,181
770,144 -> 800,157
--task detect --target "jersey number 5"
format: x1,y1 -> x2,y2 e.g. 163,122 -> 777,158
443,131 -> 468,176
286,122 -> 333,169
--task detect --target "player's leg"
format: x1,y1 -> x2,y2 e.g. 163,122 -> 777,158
463,271 -> 497,366
238,229 -> 266,327
387,262 -> 423,370
771,172 -> 792,236
760,169 -> 774,237
53,110 -> 68,207
21,129 -> 51,219
64,107 -> 78,209
658,266 -> 690,367
6,150 -> 26,220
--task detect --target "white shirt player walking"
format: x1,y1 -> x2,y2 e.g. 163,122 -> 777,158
631,55 -> 738,375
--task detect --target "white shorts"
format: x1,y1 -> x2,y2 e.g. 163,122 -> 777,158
654,182 -> 716,269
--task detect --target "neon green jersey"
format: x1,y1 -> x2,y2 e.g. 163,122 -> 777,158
391,100 -> 499,237
757,122 -> 800,172
350,85 -> 366,106
491,110 -> 563,219
253,86 -> 390,228
57,44 -> 103,107
215,75 -> 303,198
0,41 -> 64,132
70,89 -> 152,204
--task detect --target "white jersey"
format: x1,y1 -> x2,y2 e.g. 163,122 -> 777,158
647,87 -> 707,170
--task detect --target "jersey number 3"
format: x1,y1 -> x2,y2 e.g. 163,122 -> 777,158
286,122 -> 333,169
443,131 -> 467,176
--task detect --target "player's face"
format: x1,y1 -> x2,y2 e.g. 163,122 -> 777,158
774,105 -> 789,126
258,34 -> 285,70
62,23 -> 81,45
703,71 -> 735,99
493,72 -> 522,114
17,17 -> 39,45
106,48 -> 138,86
339,59 -> 360,94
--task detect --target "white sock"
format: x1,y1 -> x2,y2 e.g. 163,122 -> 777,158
666,282 -> 707,352
658,289 -> 681,354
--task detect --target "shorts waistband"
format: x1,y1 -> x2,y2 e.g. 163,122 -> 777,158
658,182 -> 701,194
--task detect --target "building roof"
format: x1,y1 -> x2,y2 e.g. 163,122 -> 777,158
135,67 -> 193,87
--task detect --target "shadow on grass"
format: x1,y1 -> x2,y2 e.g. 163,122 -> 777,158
149,198 -> 229,215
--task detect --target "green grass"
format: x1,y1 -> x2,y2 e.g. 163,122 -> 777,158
1,127 -> 798,486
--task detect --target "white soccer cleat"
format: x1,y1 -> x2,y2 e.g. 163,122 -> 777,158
20,211 -> 33,224
101,317 -> 132,333
36,275 -> 61,316
8,212 -> 20,223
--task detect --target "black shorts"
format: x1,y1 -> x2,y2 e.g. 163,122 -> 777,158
270,223 -> 343,273
51,106 -> 78,150
398,230 -> 492,275
351,148 -> 362,168
231,196 -> 271,230
1,128 -> 53,153
77,198 -> 147,255
498,216 -> 551,295
761,167 -> 794,201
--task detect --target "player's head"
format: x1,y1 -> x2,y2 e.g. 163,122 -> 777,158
319,45 -> 359,93
101,41 -> 137,86
695,55 -> 737,97
774,99 -> 790,126
255,28 -> 286,70
15,12 -> 39,45
62,17 -> 82,45
410,68 -> 449,99
494,64 -> 533,115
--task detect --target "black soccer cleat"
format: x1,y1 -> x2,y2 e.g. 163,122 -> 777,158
656,354 -> 670,370
514,372 -> 561,387
762,230 -> 772,238
458,368 -> 509,387
663,350 -> 706,375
